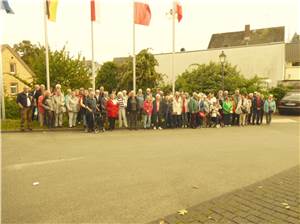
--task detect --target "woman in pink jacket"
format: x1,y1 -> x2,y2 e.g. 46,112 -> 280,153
143,95 -> 153,129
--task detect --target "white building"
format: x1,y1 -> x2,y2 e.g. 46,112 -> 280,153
154,25 -> 300,87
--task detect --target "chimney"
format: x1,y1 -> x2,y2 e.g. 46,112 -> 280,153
244,24 -> 250,41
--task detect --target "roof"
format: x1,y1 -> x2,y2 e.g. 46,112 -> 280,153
1,44 -> 36,79
113,57 -> 130,65
208,26 -> 285,49
290,33 -> 300,43
286,43 -> 300,62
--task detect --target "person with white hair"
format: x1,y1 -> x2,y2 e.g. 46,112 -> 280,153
143,95 -> 153,129
236,94 -> 249,127
117,91 -> 128,128
152,94 -> 163,130
66,90 -> 80,128
42,90 -> 55,128
53,84 -> 65,127
172,91 -> 182,128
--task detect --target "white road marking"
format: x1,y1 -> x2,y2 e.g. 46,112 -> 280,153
272,119 -> 298,123
6,157 -> 84,170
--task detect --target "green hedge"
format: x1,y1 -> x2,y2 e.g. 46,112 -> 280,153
5,97 -> 20,119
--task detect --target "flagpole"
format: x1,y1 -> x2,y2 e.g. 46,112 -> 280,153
91,20 -> 95,91
172,1 -> 176,95
0,44 -> 5,120
132,1 -> 136,93
43,0 -> 50,90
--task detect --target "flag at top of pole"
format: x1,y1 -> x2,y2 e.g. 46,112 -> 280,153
90,0 -> 100,91
1,0 -> 14,14
91,0 -> 101,23
176,2 -> 182,22
46,0 -> 59,22
134,2 -> 151,26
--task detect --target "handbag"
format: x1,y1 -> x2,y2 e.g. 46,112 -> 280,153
242,107 -> 248,114
199,112 -> 205,118
61,106 -> 66,113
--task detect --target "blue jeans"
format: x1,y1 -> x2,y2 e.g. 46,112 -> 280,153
143,114 -> 151,128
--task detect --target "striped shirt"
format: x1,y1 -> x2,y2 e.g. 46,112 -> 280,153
117,97 -> 125,108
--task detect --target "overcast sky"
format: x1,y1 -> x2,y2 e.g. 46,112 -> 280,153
1,0 -> 300,63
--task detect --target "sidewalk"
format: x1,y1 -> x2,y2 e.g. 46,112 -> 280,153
149,166 -> 300,224
2,115 -> 299,133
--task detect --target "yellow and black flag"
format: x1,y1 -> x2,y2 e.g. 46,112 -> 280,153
46,0 -> 59,22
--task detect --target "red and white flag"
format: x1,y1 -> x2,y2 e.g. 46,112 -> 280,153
90,0 -> 100,22
176,2 -> 182,22
134,2 -> 151,26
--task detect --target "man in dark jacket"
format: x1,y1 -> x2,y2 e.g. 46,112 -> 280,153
86,91 -> 97,133
252,92 -> 264,125
16,86 -> 34,131
127,91 -> 139,130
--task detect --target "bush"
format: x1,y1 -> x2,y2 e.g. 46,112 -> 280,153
175,62 -> 264,94
4,97 -> 20,119
269,84 -> 291,102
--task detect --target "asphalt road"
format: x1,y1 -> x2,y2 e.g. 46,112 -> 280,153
2,116 -> 300,223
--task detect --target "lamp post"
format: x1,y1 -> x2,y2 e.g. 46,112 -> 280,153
219,51 -> 226,91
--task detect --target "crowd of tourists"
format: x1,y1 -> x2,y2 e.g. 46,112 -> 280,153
16,84 -> 277,132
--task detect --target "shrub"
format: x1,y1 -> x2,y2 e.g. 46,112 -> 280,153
4,97 -> 20,119
269,84 -> 291,102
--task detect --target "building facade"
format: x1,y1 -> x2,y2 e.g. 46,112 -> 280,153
153,25 -> 300,87
1,44 -> 34,97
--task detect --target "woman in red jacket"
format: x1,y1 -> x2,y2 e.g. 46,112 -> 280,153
106,93 -> 119,130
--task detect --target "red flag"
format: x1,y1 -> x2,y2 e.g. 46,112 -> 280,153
134,2 -> 151,26
91,0 -> 100,22
91,0 -> 95,21
176,2 -> 182,22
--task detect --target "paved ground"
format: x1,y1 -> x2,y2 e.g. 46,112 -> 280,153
1,116 -> 299,223
149,166 -> 300,224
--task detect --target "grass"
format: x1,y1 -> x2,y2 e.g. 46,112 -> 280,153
1,119 -> 41,131
1,116 -> 81,131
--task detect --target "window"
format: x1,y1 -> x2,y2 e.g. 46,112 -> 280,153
10,63 -> 16,74
292,62 -> 300,66
10,83 -> 18,95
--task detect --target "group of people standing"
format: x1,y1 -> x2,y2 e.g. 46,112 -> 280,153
16,84 -> 277,132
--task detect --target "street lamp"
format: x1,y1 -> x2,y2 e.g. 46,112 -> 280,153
219,51 -> 226,91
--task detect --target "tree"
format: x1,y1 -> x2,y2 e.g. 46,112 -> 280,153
118,49 -> 164,91
13,41 -> 91,91
95,61 -> 119,92
176,61 -> 263,94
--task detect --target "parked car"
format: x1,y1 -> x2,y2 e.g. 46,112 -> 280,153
278,92 -> 300,115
